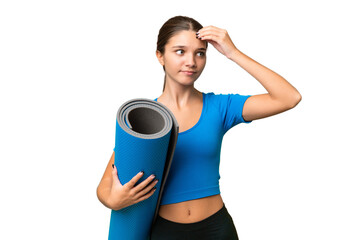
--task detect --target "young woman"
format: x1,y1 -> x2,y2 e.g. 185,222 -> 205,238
97,16 -> 301,239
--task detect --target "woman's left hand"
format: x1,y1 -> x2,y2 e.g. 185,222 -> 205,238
197,26 -> 238,59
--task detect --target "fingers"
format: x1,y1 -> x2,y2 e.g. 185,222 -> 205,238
134,177 -> 158,199
124,171 -> 145,189
111,164 -> 122,186
133,186 -> 157,204
133,174 -> 156,192
197,26 -> 227,40
197,31 -> 223,42
197,25 -> 237,58
125,172 -> 159,205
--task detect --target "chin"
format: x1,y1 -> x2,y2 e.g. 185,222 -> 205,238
180,76 -> 199,85
179,79 -> 197,87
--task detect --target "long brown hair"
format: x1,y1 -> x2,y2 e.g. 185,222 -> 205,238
156,16 -> 207,92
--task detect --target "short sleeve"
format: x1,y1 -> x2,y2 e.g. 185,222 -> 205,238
220,93 -> 252,133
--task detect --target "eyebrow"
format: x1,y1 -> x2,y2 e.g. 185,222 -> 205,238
172,45 -> 207,51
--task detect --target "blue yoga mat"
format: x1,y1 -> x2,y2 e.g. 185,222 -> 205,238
108,98 -> 178,240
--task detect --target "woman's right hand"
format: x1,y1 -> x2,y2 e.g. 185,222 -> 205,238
107,165 -> 159,211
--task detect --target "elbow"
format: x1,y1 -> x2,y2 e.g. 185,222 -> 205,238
293,91 -> 302,107
96,185 -> 104,205
287,91 -> 302,109
96,185 -> 102,201
96,184 -> 110,208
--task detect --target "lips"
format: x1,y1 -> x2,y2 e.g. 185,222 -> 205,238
181,70 -> 197,75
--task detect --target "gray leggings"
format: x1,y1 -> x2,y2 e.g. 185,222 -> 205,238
150,204 -> 239,240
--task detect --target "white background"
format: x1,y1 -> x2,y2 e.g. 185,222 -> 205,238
1,0 -> 359,239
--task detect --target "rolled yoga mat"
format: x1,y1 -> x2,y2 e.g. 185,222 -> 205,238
108,98 -> 179,240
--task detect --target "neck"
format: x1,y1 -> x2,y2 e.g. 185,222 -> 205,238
159,80 -> 201,109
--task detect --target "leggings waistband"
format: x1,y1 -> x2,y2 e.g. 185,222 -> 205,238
155,204 -> 228,231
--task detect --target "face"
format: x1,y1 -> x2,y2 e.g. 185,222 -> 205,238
156,30 -> 207,87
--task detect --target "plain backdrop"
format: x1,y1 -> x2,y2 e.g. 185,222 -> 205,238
1,0 -> 359,239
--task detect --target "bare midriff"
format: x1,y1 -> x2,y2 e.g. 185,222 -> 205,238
158,194 -> 224,223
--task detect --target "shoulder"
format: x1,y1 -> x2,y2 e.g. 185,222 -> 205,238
203,92 -> 252,116
203,92 -> 247,104
203,92 -> 225,101
203,92 -> 233,113
204,91 -> 251,100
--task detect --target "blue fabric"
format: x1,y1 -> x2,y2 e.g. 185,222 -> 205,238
155,92 -> 252,205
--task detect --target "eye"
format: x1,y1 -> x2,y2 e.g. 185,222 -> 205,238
175,49 -> 184,55
197,51 -> 206,57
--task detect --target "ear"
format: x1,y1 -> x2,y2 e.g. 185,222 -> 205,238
156,50 -> 164,66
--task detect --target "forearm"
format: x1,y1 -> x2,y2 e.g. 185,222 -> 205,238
229,49 -> 301,106
97,178 -> 113,209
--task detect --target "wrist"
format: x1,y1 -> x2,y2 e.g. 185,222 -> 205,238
103,192 -> 121,210
227,48 -> 242,61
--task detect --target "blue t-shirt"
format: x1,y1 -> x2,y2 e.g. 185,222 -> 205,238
155,92 -> 252,205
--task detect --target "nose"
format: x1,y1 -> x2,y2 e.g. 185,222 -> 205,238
185,53 -> 196,68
